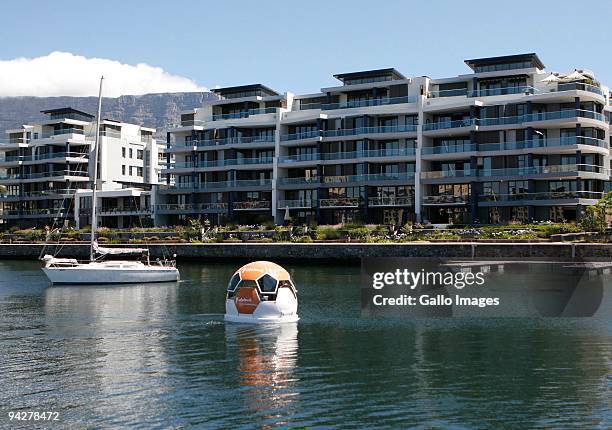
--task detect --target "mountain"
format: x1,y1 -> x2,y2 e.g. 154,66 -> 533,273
0,92 -> 218,138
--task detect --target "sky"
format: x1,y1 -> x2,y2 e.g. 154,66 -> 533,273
1,0 -> 611,97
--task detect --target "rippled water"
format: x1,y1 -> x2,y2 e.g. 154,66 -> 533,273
0,260 -> 610,429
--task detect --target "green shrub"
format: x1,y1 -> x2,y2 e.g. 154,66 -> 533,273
316,226 -> 341,241
292,235 -> 313,243
346,227 -> 370,241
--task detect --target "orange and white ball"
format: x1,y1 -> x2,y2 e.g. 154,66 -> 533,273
225,261 -> 299,323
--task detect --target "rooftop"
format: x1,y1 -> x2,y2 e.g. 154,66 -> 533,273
464,53 -> 545,71
40,107 -> 95,119
211,84 -> 279,97
333,68 -> 406,82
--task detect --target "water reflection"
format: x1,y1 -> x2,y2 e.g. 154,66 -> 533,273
226,323 -> 299,421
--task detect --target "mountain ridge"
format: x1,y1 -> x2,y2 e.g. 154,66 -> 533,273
0,92 -> 217,138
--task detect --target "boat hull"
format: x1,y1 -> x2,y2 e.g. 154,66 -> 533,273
42,263 -> 180,285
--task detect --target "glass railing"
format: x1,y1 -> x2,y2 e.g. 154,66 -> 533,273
368,196 -> 413,206
0,208 -> 71,217
172,179 -> 272,189
469,86 -> 537,97
321,96 -> 417,110
322,148 -> 416,160
423,119 -> 476,131
479,191 -> 605,202
422,144 -> 477,154
277,199 -> 314,208
280,130 -> 321,141
557,82 -> 604,96
421,169 -> 475,179
278,177 -> 320,185
478,136 -> 607,151
428,88 -> 468,98
0,189 -> 77,199
156,203 -> 228,211
278,153 -> 319,163
524,109 -> 606,123
319,197 -> 360,207
0,138 -> 28,146
212,107 -> 277,121
232,201 -> 271,210
478,164 -> 608,177
323,124 -> 417,137
98,207 -> 152,215
422,195 -> 470,204
39,128 -> 86,139
0,170 -> 89,180
0,152 -> 89,162
180,135 -> 275,147
322,172 -> 415,184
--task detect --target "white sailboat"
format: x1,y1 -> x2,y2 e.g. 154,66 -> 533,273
41,77 -> 180,285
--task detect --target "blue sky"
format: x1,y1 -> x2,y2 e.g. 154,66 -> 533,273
1,0 -> 612,96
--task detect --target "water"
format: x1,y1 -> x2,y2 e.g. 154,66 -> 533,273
0,260 -> 610,429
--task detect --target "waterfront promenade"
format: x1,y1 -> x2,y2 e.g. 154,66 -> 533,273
1,242 -> 611,260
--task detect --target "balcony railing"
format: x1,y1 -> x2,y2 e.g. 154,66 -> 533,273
155,203 -> 228,212
322,172 -> 415,184
368,196 -> 413,206
98,207 -> 152,215
479,191 -> 605,202
556,82 -> 604,96
422,136 -> 607,154
278,153 -> 319,163
232,201 -> 271,210
0,152 -> 89,163
0,138 -> 28,146
320,96 -> 417,110
178,135 -> 275,148
423,119 -> 476,131
168,157 -> 273,169
278,148 -> 416,164
211,107 -> 277,121
423,164 -> 608,180
523,109 -> 606,123
278,176 -> 320,185
470,86 -> 537,97
0,208 -> 71,217
277,199 -> 314,209
0,170 -> 89,181
281,130 -> 321,141
323,124 -> 417,138
319,197 -> 360,207
172,178 -> 272,190
427,88 -> 468,98
422,195 -> 470,204
38,128 -> 86,139
0,189 -> 77,200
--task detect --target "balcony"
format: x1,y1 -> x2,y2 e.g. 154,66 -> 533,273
322,172 -> 415,184
523,109 -> 606,123
277,199 -> 314,209
37,128 -> 86,139
422,195 -> 470,205
0,170 -> 89,181
0,189 -> 76,200
186,135 -> 275,148
368,196 -> 413,206
477,136 -> 608,151
0,151 -> 89,163
232,201 -> 271,210
281,130 -> 321,141
278,176 -> 320,185
423,119 -> 476,131
211,107 -> 277,122
556,82 -> 604,96
422,144 -> 477,155
469,86 -> 537,98
320,96 -> 417,111
421,169 -> 476,179
167,178 -> 272,190
427,88 -> 469,98
278,153 -> 320,163
98,207 -> 152,216
478,164 -> 608,178
0,208 -> 71,217
322,148 -> 416,160
319,197 -> 360,208
479,191 -> 605,202
167,157 -> 273,170
155,203 -> 228,212
323,124 -> 417,138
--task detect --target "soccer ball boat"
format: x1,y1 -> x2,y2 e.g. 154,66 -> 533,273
225,261 -> 299,323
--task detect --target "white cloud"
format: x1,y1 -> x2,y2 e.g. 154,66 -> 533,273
0,51 -> 207,97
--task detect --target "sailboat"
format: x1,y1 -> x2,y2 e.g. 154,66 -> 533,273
41,77 -> 180,285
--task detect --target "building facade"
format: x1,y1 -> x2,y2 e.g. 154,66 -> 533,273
0,108 -> 159,228
158,53 -> 612,226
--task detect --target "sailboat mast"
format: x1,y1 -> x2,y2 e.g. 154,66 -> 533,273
90,76 -> 104,262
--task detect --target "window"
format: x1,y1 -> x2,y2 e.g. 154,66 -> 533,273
122,147 -> 126,157
121,165 -> 125,175
137,167 -> 143,177
137,150 -> 143,160
508,181 -> 528,195
129,166 -> 134,176
129,148 -> 133,158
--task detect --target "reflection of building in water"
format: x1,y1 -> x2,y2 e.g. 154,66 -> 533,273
226,323 -> 299,413
44,284 -> 179,420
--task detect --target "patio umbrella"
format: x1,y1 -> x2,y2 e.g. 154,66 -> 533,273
562,70 -> 587,81
540,73 -> 560,84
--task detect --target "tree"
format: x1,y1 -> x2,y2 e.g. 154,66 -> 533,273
580,191 -> 612,233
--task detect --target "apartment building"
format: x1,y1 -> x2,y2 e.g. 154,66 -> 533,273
157,54 -> 612,226
0,108 -> 159,228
